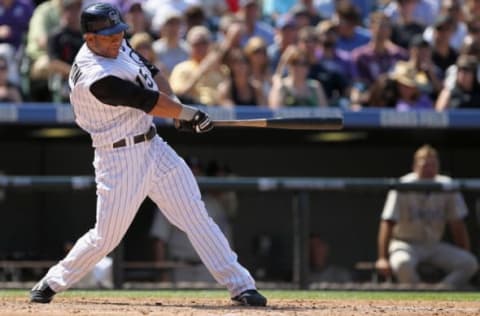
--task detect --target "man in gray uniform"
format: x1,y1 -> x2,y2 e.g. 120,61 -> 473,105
375,145 -> 478,288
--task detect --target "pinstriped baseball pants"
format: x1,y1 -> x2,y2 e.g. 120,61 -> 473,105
43,136 -> 256,297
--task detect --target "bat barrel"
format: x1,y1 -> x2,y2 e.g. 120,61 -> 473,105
265,117 -> 343,130
212,117 -> 343,130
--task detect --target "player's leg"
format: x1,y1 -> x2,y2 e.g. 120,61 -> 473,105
31,147 -> 150,301
388,240 -> 421,284
428,242 -> 478,288
148,140 -> 264,304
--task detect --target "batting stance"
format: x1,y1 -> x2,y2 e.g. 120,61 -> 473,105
30,2 -> 266,307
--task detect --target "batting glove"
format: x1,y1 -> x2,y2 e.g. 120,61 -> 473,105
174,110 -> 213,133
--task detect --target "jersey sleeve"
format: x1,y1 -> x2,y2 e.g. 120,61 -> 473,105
381,190 -> 400,222
445,192 -> 468,220
90,75 -> 159,112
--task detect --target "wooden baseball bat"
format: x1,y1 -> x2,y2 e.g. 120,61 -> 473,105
212,117 -> 343,130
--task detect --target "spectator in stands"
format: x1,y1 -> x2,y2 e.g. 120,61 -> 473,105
423,0 -> 467,52
218,48 -> 266,107
363,73 -> 398,108
24,0 -> 62,101
169,24 -> 241,105
383,0 -> 439,28
315,20 -> 354,107
464,0 -> 480,20
150,158 -> 238,283
0,0 -> 33,88
406,35 -> 443,99
349,11 -> 408,108
464,16 -> 480,50
429,15 -> 459,77
244,36 -> 272,99
299,25 -> 349,106
389,61 -> 434,111
130,32 -> 167,74
122,0 -> 148,39
47,0 -> 83,103
269,47 -> 328,108
0,0 -> 33,51
216,13 -> 245,49
183,5 -> 207,35
289,2 -> 322,29
389,0 -> 425,49
0,55 -> 22,102
237,0 -> 274,46
268,13 -> 298,71
331,1 -> 370,51
152,9 -> 189,77
375,145 -> 478,289
442,37 -> 480,94
436,55 -> 480,110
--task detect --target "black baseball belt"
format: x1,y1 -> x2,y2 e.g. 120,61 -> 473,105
112,125 -> 156,148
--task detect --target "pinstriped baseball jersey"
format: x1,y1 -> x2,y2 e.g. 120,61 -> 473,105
39,35 -> 257,298
69,40 -> 156,147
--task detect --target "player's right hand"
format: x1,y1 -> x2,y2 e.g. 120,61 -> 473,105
375,258 -> 392,277
174,110 -> 213,133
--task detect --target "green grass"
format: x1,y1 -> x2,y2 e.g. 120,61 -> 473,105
3,289 -> 480,301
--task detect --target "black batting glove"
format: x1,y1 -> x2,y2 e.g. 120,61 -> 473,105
174,110 -> 213,133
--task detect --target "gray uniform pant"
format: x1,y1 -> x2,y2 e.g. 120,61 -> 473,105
389,239 -> 478,287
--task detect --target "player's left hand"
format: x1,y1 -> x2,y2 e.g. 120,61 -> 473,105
174,110 -> 213,133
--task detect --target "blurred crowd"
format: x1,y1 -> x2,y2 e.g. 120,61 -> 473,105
1,0 -> 480,110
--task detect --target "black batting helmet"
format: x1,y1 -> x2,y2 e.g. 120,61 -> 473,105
81,2 -> 129,35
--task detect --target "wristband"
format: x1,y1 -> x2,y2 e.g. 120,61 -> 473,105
178,105 -> 198,121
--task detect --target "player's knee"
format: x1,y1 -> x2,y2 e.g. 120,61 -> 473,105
87,230 -> 120,255
456,254 -> 479,277
392,258 -> 418,283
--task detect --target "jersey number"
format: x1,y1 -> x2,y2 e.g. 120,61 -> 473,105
135,68 -> 154,89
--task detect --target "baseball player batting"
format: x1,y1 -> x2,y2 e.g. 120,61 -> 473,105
30,2 -> 266,307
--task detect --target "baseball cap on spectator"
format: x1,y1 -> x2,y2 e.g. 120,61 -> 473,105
409,35 -> 430,48
456,54 -> 478,71
275,14 -> 296,30
151,8 -> 182,33
186,25 -> 212,45
389,61 -> 426,88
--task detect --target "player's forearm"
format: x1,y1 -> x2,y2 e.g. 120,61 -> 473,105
449,220 -> 471,251
149,92 -> 197,120
378,220 -> 393,259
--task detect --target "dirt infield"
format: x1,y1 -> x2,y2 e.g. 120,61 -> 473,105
2,296 -> 480,316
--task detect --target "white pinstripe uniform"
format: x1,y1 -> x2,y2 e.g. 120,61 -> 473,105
40,39 -> 256,297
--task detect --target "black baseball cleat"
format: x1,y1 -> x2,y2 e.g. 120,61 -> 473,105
231,289 -> 267,307
30,280 -> 56,303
